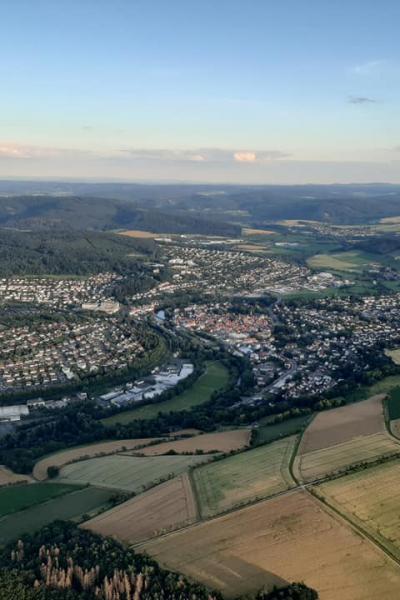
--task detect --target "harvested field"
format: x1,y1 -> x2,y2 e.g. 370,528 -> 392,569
140,490 -> 400,600
33,438 -> 159,481
242,228 -> 275,236
317,460 -> 400,560
84,474 -> 197,544
118,230 -> 157,238
58,454 -> 209,492
192,437 -> 296,517
0,465 -> 33,486
298,395 -> 387,455
295,432 -> 400,482
0,486 -> 114,545
132,429 -> 250,456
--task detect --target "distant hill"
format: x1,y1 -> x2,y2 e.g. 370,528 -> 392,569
1,183 -> 400,228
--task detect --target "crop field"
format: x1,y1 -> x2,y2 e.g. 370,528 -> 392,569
103,361 -> 230,425
296,432 -> 400,482
132,429 -> 250,456
118,230 -> 158,238
0,482 -> 80,517
0,486 -> 114,545
33,438 -> 159,480
298,395 -> 386,455
84,474 -> 197,544
253,414 -> 312,446
140,490 -> 400,599
0,466 -> 33,486
58,454 -> 210,492
317,460 -> 400,559
307,251 -> 371,272
192,437 -> 296,517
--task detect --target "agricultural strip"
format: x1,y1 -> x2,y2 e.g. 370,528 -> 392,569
0,486 -> 115,545
102,360 -> 230,425
84,474 -> 197,544
0,466 -> 33,486
294,394 -> 400,482
57,454 -> 210,492
33,438 -> 160,481
192,436 -> 296,518
0,482 -> 80,517
316,460 -> 400,561
131,429 -> 250,456
139,490 -> 400,600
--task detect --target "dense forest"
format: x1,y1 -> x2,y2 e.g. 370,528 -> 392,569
0,230 -> 159,277
0,522 -> 318,600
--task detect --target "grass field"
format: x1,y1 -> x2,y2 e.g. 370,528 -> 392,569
0,482 -> 80,517
0,486 -> 114,545
33,437 -> 160,481
58,454 -> 210,492
134,429 -> 250,456
84,474 -> 197,544
103,361 -> 230,425
317,460 -> 400,560
192,437 -> 296,517
307,250 -> 372,272
253,414 -> 312,446
140,490 -> 400,599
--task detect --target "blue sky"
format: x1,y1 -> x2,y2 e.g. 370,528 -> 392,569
0,0 -> 399,182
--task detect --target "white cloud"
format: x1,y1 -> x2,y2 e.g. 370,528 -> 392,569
234,151 -> 257,162
352,59 -> 386,75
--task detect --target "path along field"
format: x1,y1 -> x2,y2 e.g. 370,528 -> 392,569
84,474 -> 197,544
316,460 -> 400,560
103,360 -> 230,425
140,490 -> 400,600
132,429 -> 250,456
192,436 -> 296,517
294,395 -> 400,481
33,438 -> 159,481
0,465 -> 33,486
57,454 -> 210,492
0,486 -> 114,545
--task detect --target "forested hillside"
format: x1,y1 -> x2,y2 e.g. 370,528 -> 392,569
0,522 -> 318,600
0,230 -> 157,276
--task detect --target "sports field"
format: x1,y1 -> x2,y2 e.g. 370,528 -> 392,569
133,429 -> 250,456
0,482 -> 79,517
33,437 -> 159,480
192,437 -> 296,517
317,460 -> 400,559
85,473 -> 197,544
140,490 -> 400,599
0,486 -> 114,545
103,361 -> 230,424
58,454 -> 209,492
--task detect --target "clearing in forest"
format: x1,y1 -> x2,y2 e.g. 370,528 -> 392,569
192,436 -> 296,517
140,490 -> 400,600
84,474 -> 197,544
